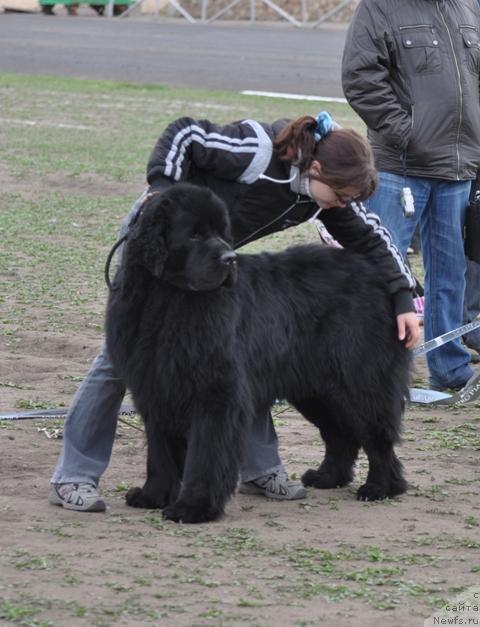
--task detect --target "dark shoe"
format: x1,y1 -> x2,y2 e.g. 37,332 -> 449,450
430,377 -> 471,393
464,346 -> 480,364
462,335 -> 480,358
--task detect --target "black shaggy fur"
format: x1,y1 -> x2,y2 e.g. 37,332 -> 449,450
106,183 -> 412,524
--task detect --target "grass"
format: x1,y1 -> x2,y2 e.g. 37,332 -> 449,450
0,72 -> 361,188
424,422 -> 480,451
0,600 -> 38,622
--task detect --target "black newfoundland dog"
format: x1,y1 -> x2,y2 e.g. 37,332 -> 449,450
105,183 -> 411,524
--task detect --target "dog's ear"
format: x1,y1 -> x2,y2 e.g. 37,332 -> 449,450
125,193 -> 171,280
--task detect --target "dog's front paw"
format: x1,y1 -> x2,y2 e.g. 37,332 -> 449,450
301,468 -> 351,489
125,487 -> 168,509
356,482 -> 388,501
386,477 -> 408,497
302,469 -> 320,487
162,501 -> 222,524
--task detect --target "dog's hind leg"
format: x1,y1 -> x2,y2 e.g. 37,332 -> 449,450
356,396 -> 407,501
292,398 -> 360,490
163,407 -> 246,524
357,441 -> 406,501
126,420 -> 185,509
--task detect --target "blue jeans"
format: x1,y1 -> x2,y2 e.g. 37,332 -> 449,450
464,259 -> 480,350
51,193 -> 282,486
366,172 -> 473,388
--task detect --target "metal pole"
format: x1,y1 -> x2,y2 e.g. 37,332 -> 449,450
167,0 -> 197,22
207,0 -> 242,22
120,0 -> 196,20
119,0 -> 141,17
301,0 -> 307,23
260,0 -> 302,27
312,0 -> 353,27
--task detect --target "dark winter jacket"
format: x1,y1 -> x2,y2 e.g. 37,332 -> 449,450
146,116 -> 415,314
342,0 -> 480,180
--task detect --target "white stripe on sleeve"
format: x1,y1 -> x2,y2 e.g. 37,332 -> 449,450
350,201 -> 415,289
239,120 -> 273,183
163,123 -> 264,181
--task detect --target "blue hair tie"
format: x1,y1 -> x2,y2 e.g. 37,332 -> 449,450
314,111 -> 339,141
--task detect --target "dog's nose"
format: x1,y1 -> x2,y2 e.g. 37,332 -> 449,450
220,251 -> 237,265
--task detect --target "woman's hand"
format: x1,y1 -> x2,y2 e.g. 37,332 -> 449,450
397,312 -> 421,349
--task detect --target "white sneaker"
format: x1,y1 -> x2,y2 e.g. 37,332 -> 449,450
48,483 -> 106,512
238,471 -> 306,500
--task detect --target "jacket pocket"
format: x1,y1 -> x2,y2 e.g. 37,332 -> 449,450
399,25 -> 441,74
460,25 -> 480,75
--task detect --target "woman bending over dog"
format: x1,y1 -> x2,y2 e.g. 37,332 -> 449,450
49,112 -> 420,512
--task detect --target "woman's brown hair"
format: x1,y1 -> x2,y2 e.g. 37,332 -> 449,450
274,115 -> 378,201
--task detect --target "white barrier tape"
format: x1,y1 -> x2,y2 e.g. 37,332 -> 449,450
0,405 -> 136,421
413,319 -> 480,358
409,370 -> 480,405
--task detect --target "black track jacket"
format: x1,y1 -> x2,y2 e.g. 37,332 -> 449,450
146,116 -> 415,314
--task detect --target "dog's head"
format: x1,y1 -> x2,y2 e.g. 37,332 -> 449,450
126,183 -> 237,291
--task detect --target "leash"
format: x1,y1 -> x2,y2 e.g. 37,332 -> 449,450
104,234 -> 128,291
104,190 -> 164,291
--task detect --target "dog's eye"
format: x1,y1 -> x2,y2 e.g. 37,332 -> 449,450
190,234 -> 202,242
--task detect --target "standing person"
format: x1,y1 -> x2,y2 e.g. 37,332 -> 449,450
342,0 -> 480,391
49,112 -> 420,512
